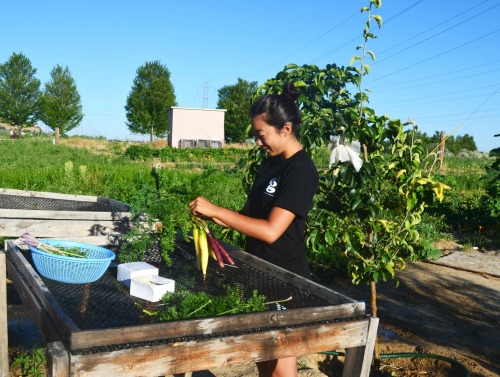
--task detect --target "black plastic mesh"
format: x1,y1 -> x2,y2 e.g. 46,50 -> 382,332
0,194 -> 127,212
17,240 -> 332,331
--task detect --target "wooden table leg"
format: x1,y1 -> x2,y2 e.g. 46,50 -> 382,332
0,251 -> 9,377
46,341 -> 70,377
342,317 -> 379,377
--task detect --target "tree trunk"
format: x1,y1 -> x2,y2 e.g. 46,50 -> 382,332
150,126 -> 153,143
370,280 -> 380,366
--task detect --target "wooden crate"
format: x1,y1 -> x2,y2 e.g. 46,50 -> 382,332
2,239 -> 378,377
0,188 -> 133,245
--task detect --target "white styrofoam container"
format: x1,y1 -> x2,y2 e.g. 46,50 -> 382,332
117,261 -> 159,287
129,275 -> 175,302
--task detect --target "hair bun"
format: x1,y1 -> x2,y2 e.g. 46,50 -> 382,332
283,82 -> 299,101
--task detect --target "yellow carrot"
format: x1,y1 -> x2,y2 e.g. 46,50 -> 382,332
198,227 -> 209,277
193,226 -> 201,270
208,242 -> 217,261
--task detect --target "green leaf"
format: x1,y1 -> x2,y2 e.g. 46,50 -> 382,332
372,15 -> 383,28
350,56 -> 362,66
351,198 -> 363,211
325,229 -> 335,245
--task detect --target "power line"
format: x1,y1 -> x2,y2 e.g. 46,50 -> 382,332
248,10 -> 359,79
375,2 -> 500,65
368,28 -> 500,83
374,83 -> 500,104
460,85 -> 500,125
376,0 -> 494,58
368,60 -> 500,90
310,0 -> 425,64
413,108 -> 499,120
374,92 -> 498,109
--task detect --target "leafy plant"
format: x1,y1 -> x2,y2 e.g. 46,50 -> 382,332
10,345 -> 46,377
243,0 -> 449,364
124,144 -> 159,161
483,147 -> 500,218
118,171 -> 192,265
150,285 -> 269,321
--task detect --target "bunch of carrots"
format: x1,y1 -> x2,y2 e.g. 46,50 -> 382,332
17,232 -> 87,258
191,217 -> 235,277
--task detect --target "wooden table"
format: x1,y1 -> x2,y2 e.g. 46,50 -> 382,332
0,188 -> 133,246
2,240 -> 378,377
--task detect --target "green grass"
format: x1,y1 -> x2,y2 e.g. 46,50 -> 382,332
1,135 -> 496,249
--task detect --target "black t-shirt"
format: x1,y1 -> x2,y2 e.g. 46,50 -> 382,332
243,149 -> 319,278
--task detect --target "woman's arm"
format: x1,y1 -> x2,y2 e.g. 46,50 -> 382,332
189,196 -> 294,244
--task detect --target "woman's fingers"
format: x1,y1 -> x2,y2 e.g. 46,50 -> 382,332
189,196 -> 210,216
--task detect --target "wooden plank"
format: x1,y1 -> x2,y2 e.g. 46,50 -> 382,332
342,317 -> 379,377
70,319 -> 370,377
46,342 -> 70,377
0,208 -> 131,221
0,218 -> 130,237
429,250 -> 500,278
225,246 -> 359,305
5,242 -> 80,342
0,252 -> 9,377
6,252 -> 73,344
0,188 -> 130,211
69,301 -> 365,350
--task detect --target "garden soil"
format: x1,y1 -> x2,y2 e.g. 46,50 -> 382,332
7,247 -> 500,377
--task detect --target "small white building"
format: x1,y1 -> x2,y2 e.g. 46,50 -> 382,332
168,107 -> 226,148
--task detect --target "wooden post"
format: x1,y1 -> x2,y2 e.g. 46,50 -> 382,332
46,341 -> 70,377
0,251 -> 8,377
342,317 -> 379,377
438,131 -> 446,167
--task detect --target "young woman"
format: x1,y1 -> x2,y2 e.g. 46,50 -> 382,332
189,82 -> 319,377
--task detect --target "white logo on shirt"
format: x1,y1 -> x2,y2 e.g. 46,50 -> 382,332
265,178 -> 278,195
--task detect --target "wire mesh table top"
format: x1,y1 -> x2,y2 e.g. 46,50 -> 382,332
15,240 -> 334,331
0,193 -> 128,212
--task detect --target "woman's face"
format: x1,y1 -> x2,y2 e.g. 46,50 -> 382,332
251,114 -> 287,157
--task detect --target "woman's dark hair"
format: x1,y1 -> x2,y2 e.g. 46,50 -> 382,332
250,82 -> 301,137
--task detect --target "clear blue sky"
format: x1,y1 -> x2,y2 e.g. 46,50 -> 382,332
2,0 -> 499,152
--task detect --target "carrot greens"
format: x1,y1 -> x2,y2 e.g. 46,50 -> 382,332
140,285 -> 292,321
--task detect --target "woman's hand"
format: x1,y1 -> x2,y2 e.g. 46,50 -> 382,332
189,196 -> 218,218
189,197 -> 231,227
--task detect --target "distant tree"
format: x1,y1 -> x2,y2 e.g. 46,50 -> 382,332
426,131 -> 477,154
40,65 -> 83,136
125,61 -> 177,142
454,133 -> 477,152
217,78 -> 258,143
0,52 -> 41,134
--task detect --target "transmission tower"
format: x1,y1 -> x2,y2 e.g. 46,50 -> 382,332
197,82 -> 212,108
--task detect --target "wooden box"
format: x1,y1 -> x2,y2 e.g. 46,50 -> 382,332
0,188 -> 132,245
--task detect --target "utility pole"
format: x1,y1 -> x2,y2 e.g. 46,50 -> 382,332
197,82 -> 212,108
